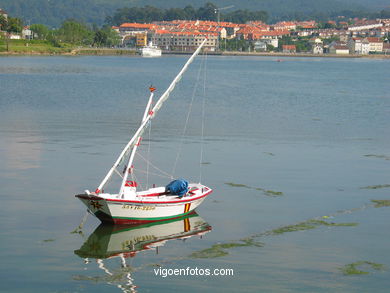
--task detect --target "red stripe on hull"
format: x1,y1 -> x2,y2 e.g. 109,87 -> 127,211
106,189 -> 212,204
108,212 -> 195,225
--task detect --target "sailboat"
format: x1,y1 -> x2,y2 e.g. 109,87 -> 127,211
76,39 -> 212,224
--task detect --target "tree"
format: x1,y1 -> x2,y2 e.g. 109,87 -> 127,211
93,26 -> 120,47
30,24 -> 50,40
6,17 -> 23,33
56,20 -> 93,45
196,2 -> 217,21
0,16 -> 24,51
183,5 -> 196,20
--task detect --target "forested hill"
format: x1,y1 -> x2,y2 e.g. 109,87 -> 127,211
0,0 -> 388,27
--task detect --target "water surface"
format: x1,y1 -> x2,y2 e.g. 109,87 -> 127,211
0,55 -> 389,292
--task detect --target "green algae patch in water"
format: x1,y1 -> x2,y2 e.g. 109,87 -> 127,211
371,200 -> 390,208
270,219 -> 358,235
339,261 -> 386,275
225,182 -> 283,197
42,239 -> 56,243
360,184 -> 390,190
190,239 -> 264,259
364,154 -> 390,160
225,182 -> 251,188
255,188 -> 284,197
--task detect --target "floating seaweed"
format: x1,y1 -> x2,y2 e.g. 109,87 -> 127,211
225,182 -> 283,197
270,219 -> 358,235
360,184 -> 390,190
190,239 -> 264,259
255,188 -> 284,197
225,182 -> 251,188
371,200 -> 390,208
42,239 -> 55,243
364,154 -> 390,160
339,261 -> 386,275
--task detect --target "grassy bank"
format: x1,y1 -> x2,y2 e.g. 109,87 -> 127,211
0,39 -> 74,55
0,40 -> 139,56
74,48 -> 137,56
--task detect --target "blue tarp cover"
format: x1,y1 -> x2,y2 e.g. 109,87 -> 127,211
166,179 -> 189,197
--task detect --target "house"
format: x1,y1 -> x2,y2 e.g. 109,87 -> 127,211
254,40 -> 267,52
151,30 -> 218,52
312,39 -> 323,54
329,44 -> 349,54
261,38 -> 278,49
118,23 -> 157,36
348,38 -> 370,54
136,33 -> 147,47
273,21 -> 296,31
282,44 -> 296,53
348,21 -> 382,31
22,26 -> 33,39
366,37 -> 383,53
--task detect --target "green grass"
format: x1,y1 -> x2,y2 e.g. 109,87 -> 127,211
0,39 -> 73,54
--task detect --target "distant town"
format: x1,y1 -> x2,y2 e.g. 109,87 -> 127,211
114,18 -> 390,55
1,7 -> 390,56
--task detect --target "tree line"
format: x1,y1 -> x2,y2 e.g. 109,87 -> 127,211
106,3 -> 269,25
0,16 -> 120,48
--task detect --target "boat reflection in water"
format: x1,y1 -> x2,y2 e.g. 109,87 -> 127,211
74,212 -> 211,292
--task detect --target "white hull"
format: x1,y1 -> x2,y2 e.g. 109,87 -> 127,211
75,212 -> 211,258
141,47 -> 162,57
76,183 -> 212,224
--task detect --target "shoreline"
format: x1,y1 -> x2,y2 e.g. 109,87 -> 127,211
1,48 -> 389,59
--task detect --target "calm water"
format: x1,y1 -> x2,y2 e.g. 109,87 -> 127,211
0,55 -> 389,292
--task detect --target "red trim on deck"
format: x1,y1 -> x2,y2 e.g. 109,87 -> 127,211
106,189 -> 212,204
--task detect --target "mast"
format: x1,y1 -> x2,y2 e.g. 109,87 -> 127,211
118,88 -> 154,197
95,39 -> 207,194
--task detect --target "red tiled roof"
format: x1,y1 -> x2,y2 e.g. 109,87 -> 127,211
120,23 -> 157,29
366,37 -> 382,43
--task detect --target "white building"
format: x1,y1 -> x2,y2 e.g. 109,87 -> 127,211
151,31 -> 218,52
312,38 -> 323,54
366,37 -> 384,53
348,38 -> 370,55
329,44 -> 349,54
348,22 -> 383,31
254,40 -> 267,52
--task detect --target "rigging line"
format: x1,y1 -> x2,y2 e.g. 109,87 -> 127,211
136,152 -> 173,179
171,54 -> 206,177
133,169 -> 172,179
199,52 -> 208,183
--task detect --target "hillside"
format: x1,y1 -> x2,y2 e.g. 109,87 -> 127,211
0,0 -> 388,27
